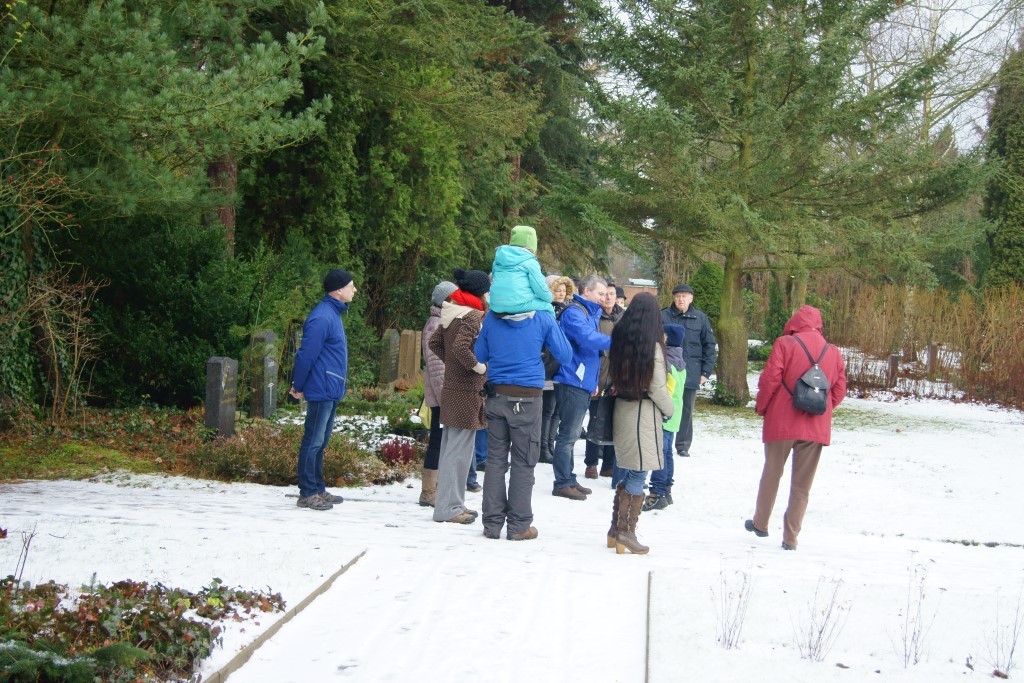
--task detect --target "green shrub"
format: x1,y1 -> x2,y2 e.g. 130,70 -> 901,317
689,261 -> 724,336
747,342 -> 773,362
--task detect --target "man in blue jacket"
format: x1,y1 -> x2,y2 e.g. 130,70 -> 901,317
550,274 -> 612,500
289,269 -> 356,511
475,308 -> 573,539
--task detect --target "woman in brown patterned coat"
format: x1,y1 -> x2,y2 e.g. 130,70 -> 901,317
428,269 -> 490,524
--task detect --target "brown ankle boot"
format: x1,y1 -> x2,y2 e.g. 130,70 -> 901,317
616,493 -> 650,555
419,468 -> 438,507
607,483 -> 626,548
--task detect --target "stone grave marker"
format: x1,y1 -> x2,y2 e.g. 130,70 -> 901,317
251,330 -> 278,419
378,329 -> 400,386
205,356 -> 238,437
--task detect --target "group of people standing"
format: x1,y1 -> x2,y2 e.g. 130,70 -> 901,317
413,225 -> 725,553
288,226 -> 849,554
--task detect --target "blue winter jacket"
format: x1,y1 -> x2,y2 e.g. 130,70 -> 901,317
474,311 -> 573,389
488,245 -> 554,315
552,295 -> 611,393
292,296 -> 349,402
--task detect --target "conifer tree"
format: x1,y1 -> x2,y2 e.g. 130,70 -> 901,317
984,45 -> 1024,289
595,0 -> 974,403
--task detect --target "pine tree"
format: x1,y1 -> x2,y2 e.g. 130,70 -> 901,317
984,45 -> 1024,289
594,0 -> 974,404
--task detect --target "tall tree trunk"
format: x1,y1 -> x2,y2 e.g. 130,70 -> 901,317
207,154 -> 237,254
716,247 -> 750,405
791,265 -> 808,310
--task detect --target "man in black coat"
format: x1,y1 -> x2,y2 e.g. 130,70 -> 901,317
660,283 -> 717,456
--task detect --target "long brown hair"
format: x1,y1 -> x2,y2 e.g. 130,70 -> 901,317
609,293 -> 665,400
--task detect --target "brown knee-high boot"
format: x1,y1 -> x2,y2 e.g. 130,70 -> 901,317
616,492 -> 649,555
419,468 -> 438,507
607,483 -> 626,548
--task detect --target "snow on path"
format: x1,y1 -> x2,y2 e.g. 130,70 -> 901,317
1,391 -> 1023,682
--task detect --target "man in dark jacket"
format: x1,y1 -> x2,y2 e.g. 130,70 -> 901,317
660,283 -> 717,457
289,269 -> 357,511
474,308 -> 572,540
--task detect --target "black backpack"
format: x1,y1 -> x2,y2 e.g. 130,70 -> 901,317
542,300 -> 588,380
782,336 -> 831,415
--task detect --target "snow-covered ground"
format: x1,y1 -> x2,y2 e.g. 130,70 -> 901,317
2,387 -> 1024,682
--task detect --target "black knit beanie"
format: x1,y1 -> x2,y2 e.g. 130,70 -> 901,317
323,269 -> 353,292
453,268 -> 490,298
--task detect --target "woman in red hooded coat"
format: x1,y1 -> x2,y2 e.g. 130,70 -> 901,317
745,305 -> 847,550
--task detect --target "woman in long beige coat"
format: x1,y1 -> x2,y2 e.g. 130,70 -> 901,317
606,293 -> 674,554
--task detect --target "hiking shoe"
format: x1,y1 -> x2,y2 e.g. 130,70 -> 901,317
745,519 -> 768,537
573,482 -> 593,495
585,466 -> 599,479
643,494 -> 670,512
437,511 -> 476,524
297,494 -> 333,511
599,467 -> 613,478
678,451 -> 690,458
464,508 -> 479,518
782,542 -> 797,550
552,486 -> 587,501
508,527 -> 538,541
483,528 -> 501,539
321,491 -> 344,504
467,483 -> 483,493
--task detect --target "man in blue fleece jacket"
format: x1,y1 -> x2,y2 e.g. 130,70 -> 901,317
289,269 -> 356,511
474,309 -> 572,540
550,274 -> 612,501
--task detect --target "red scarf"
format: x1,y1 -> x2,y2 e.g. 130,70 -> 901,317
451,289 -> 484,311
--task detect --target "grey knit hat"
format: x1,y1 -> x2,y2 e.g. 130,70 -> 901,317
431,281 -> 458,307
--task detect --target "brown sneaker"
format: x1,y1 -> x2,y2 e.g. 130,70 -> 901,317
573,481 -> 593,495
508,527 -> 538,541
483,528 -> 501,539
552,486 -> 587,501
599,467 -> 613,478
585,466 -> 599,479
437,511 -> 476,524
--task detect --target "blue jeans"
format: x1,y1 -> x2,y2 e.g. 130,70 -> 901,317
649,430 -> 675,496
552,383 -> 591,489
297,399 -> 340,498
622,468 -> 648,496
466,429 -> 488,488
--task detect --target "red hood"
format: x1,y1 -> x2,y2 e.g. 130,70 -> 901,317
784,305 -> 823,335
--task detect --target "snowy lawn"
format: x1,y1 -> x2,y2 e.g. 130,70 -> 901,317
2,388 -> 1023,682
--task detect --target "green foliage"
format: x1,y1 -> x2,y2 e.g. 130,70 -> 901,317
765,279 -> 789,343
0,576 -> 284,682
984,46 -> 1024,289
239,0 -> 551,331
688,261 -> 723,335
67,216 -> 253,406
0,0 -> 327,229
0,214 -> 39,404
748,342 -> 773,362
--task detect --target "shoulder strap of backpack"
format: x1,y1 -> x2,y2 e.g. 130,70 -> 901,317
557,300 -> 589,321
781,335 -> 829,395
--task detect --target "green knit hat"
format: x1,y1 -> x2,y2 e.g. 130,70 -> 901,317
510,225 -> 538,252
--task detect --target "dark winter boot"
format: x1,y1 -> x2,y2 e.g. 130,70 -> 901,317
607,484 -> 626,548
616,493 -> 650,555
665,486 -> 674,506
